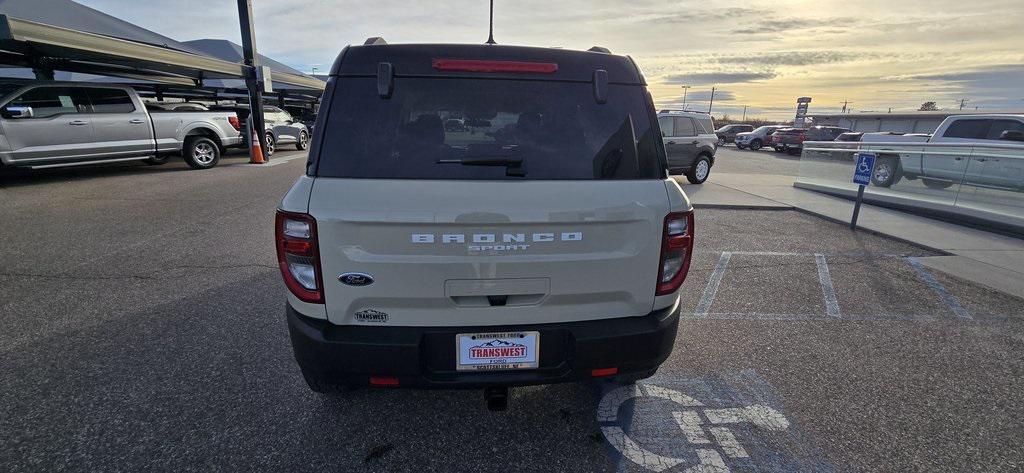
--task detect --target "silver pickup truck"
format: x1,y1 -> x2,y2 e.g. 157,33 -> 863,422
0,82 -> 242,170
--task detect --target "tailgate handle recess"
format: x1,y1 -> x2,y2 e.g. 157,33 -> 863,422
446,278 -> 549,307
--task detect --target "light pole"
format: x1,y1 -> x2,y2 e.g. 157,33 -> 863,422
680,85 -> 691,108
742,105 -> 747,121
708,86 -> 716,114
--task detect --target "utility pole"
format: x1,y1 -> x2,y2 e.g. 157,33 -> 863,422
959,98 -> 969,110
237,0 -> 268,162
680,85 -> 691,108
742,105 -> 747,121
708,86 -> 716,114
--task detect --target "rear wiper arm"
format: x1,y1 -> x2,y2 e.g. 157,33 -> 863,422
437,156 -> 526,177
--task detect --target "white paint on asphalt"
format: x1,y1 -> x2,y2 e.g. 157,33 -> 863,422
599,384 -> 792,472
906,256 -> 972,319
696,252 -> 732,315
709,427 -> 748,459
815,254 -> 841,317
673,411 -> 710,444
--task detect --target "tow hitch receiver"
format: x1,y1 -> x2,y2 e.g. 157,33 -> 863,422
484,386 -> 509,411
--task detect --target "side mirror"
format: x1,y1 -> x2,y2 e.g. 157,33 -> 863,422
3,105 -> 33,119
999,130 -> 1024,142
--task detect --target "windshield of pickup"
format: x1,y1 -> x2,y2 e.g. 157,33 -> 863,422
315,77 -> 663,180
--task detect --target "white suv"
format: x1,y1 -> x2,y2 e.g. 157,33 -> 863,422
276,41 -> 695,404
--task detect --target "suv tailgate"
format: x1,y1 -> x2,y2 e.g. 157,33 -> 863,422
310,179 -> 670,327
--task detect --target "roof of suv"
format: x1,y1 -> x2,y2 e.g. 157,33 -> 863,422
330,43 -> 645,85
658,110 -> 711,117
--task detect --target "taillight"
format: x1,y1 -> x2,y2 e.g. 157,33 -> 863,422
228,116 -> 241,131
797,133 -> 806,142
432,59 -> 558,74
275,210 -> 324,304
656,211 -> 695,296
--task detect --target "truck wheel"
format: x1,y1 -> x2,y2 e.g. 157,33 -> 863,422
295,131 -> 309,151
871,156 -> 901,187
686,156 -> 712,184
749,139 -> 763,151
183,136 -> 220,169
922,178 -> 954,189
264,133 -> 275,157
145,155 -> 170,166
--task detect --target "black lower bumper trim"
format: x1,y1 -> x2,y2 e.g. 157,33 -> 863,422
286,301 -> 680,389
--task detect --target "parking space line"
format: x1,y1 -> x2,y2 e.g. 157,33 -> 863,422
814,254 -> 841,317
906,257 -> 972,319
696,252 -> 732,315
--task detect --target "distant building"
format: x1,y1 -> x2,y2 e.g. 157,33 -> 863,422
809,110 -> 1024,134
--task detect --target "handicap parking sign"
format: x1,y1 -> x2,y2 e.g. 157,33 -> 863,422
853,153 -> 876,186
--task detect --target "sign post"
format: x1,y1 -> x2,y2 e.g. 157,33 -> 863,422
850,152 -> 876,230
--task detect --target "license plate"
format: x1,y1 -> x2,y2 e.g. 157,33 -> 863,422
456,331 -> 539,371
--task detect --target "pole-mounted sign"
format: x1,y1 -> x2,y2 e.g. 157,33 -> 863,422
850,152 -> 876,230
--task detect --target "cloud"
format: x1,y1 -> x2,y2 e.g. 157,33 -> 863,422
662,72 -> 777,85
710,51 -> 866,67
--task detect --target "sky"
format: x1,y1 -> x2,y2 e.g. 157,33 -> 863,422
78,0 -> 1024,121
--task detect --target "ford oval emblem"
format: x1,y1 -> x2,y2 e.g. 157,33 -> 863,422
338,272 -> 374,286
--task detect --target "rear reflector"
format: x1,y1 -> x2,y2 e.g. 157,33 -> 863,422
369,376 -> 400,387
432,59 -> 558,74
591,367 -> 619,377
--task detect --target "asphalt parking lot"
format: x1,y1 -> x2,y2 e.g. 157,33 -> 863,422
2,149 -> 1022,472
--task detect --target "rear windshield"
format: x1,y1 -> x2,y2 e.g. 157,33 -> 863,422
315,77 -> 663,180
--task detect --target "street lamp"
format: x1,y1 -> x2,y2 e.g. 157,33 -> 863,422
680,85 -> 691,108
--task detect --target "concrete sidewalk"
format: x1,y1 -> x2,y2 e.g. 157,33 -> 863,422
679,172 -> 1024,300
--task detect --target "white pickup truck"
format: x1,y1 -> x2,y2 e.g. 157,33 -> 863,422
0,82 -> 242,170
859,114 -> 1024,188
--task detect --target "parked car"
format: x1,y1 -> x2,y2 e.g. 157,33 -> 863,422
770,127 -> 806,153
771,126 -> 850,154
0,82 -> 242,170
859,114 -> 1024,188
715,124 -> 753,145
278,41 -> 694,399
658,110 -> 718,183
735,125 -> 786,150
209,104 -> 309,156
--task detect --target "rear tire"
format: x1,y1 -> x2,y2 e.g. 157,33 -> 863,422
686,156 -> 712,184
264,132 -> 276,157
871,156 -> 901,187
183,136 -> 220,170
749,139 -> 763,151
295,130 -> 309,151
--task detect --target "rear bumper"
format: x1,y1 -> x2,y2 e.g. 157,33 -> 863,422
286,301 -> 680,389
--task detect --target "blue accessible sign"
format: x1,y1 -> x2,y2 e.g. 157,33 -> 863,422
853,153 -> 876,186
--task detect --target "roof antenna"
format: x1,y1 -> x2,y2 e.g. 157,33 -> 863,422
486,0 -> 496,44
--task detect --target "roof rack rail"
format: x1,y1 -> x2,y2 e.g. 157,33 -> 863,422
659,109 -> 710,114
364,37 -> 387,46
588,46 -> 611,53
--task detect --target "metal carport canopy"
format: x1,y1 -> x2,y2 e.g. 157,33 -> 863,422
0,14 -> 324,90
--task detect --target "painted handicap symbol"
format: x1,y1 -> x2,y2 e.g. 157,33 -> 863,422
598,383 -> 790,472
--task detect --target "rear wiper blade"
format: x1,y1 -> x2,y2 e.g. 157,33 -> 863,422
436,157 -> 523,166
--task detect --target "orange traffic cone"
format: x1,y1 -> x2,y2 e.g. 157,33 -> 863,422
249,128 -> 266,164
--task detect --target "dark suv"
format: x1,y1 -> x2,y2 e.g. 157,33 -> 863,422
771,126 -> 850,153
715,124 -> 753,145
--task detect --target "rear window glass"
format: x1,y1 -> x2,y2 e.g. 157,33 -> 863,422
316,77 -> 663,180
